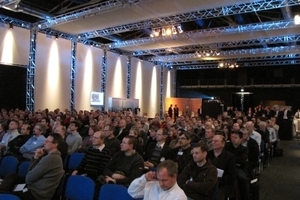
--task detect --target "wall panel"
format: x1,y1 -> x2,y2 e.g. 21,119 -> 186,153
35,33 -> 71,111
75,44 -> 103,110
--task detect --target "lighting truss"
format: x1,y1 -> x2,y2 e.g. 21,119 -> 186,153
177,59 -> 300,70
78,0 -> 300,39
149,46 -> 300,62
132,35 -> 300,56
166,54 -> 300,65
108,20 -> 297,48
70,41 -> 76,111
26,29 -> 37,112
36,0 -> 149,29
0,14 -> 32,29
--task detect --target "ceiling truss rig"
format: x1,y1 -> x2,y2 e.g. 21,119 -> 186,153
176,59 -> 300,70
35,0 -> 152,29
165,54 -> 300,66
133,35 -> 300,56
108,19 -> 299,49
74,0 -> 300,39
149,46 -> 300,62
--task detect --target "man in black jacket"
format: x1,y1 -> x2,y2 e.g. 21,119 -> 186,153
178,142 -> 217,200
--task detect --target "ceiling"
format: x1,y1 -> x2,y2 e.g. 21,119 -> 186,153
1,0 -> 300,69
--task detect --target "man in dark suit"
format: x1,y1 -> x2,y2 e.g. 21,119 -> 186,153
114,119 -> 129,141
278,106 -> 292,140
168,104 -> 173,118
144,128 -> 171,171
241,127 -> 259,179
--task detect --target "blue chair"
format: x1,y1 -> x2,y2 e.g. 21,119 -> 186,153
17,161 -> 30,177
64,175 -> 95,200
67,152 -> 85,171
98,184 -> 134,200
0,156 -> 19,178
0,194 -> 21,200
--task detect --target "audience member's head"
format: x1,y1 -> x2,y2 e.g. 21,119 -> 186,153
156,160 -> 178,191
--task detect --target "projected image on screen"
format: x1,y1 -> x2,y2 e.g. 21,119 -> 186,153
90,92 -> 104,106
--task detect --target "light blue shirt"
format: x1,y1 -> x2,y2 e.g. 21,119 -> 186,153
20,135 -> 46,159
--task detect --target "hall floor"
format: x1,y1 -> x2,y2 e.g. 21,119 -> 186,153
259,138 -> 300,200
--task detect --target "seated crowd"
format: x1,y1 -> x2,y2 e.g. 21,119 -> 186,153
0,106 -> 283,200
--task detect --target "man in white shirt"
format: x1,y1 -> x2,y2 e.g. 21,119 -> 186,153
245,121 -> 261,151
128,160 -> 187,200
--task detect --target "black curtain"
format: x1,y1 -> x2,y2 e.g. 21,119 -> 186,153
0,64 -> 26,110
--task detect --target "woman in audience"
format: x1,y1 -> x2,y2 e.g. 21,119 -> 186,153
129,127 -> 144,155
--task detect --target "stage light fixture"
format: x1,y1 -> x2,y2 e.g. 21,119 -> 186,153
162,27 -> 166,36
172,26 -> 177,34
177,25 -> 183,33
295,14 -> 300,25
9,23 -> 13,29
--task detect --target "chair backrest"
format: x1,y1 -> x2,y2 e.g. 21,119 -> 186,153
67,152 -> 85,171
0,156 -> 19,178
98,184 -> 134,200
17,161 -> 30,177
64,175 -> 95,200
0,194 -> 21,200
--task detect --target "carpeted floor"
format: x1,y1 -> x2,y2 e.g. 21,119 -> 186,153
259,138 -> 300,200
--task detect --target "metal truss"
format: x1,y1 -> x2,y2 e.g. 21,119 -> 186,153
38,28 -> 75,40
126,56 -> 131,98
165,54 -> 300,65
36,0 -> 150,29
26,29 -> 37,112
149,46 -> 300,62
80,0 -> 300,39
109,20 -> 297,48
101,50 -> 107,110
160,66 -> 163,118
133,35 -> 300,56
177,59 -> 300,70
0,14 -> 32,29
70,40 -> 76,111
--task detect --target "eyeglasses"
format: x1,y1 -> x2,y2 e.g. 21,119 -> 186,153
45,140 -> 54,143
92,136 -> 101,140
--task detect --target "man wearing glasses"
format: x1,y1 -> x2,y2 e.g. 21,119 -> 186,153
166,131 -> 192,174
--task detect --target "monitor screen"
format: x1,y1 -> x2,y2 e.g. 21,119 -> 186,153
90,91 -> 104,106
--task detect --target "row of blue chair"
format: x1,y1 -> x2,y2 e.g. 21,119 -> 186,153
64,175 -> 138,200
0,156 -> 30,178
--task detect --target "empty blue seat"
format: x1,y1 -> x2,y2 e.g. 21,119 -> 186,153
98,184 -> 134,200
67,152 -> 85,171
17,161 -> 30,177
64,175 -> 95,200
0,156 -> 19,178
0,194 -> 21,200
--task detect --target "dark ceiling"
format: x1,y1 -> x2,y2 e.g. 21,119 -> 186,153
1,0 -> 300,69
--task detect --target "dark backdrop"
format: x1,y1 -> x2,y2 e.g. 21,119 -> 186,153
0,64 -> 27,110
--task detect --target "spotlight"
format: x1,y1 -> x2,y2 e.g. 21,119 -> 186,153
294,14 -> 300,25
177,25 -> 183,33
9,23 -> 13,29
172,26 -> 177,34
162,27 -> 166,36
154,29 -> 160,37
55,35 -> 59,40
166,28 -> 172,35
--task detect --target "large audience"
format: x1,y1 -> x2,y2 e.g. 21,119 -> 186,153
0,105 -> 292,200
